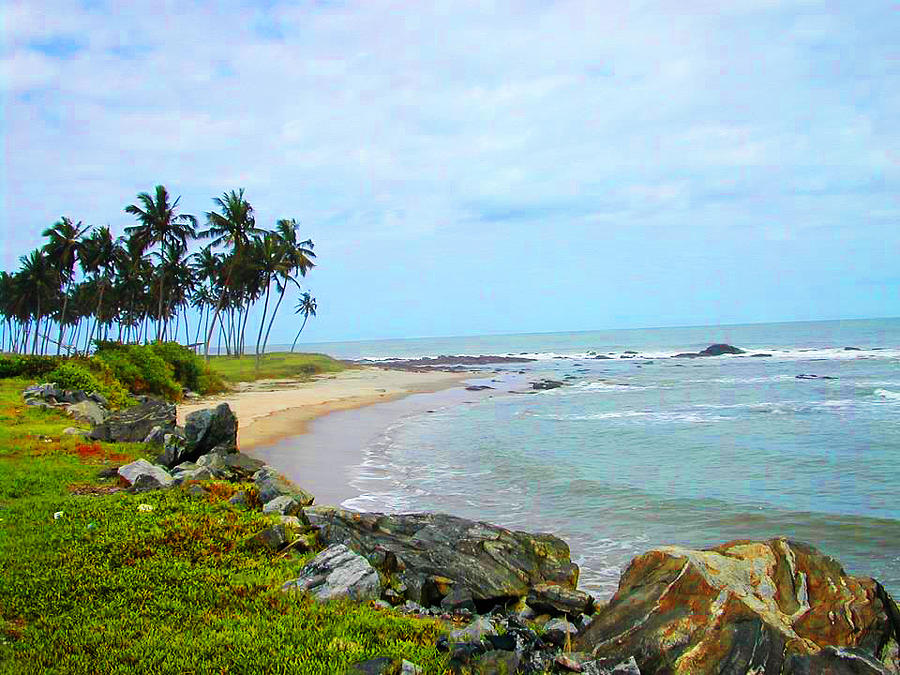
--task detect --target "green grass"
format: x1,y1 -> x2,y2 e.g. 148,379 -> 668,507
0,379 -> 449,674
208,352 -> 347,383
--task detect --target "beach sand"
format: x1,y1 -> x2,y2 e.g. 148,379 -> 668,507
176,366 -> 472,451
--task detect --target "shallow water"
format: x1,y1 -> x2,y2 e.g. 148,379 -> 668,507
275,319 -> 900,599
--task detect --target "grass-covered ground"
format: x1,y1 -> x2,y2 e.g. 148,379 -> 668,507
208,352 -> 347,383
0,378 -> 448,674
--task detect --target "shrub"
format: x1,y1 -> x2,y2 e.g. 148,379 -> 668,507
94,344 -> 181,400
0,355 -> 60,379
44,362 -> 103,393
148,342 -> 204,391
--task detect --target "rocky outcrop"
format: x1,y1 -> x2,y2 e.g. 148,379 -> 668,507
281,544 -> 382,602
575,538 -> 900,674
66,400 -> 107,426
90,399 -> 175,443
254,465 -> 314,506
184,403 -> 238,458
306,507 -> 582,609
673,344 -> 745,359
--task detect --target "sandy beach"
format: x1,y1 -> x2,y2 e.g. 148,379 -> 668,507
177,366 -> 472,450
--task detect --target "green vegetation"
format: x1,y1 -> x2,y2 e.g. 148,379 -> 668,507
208,351 -> 346,383
1,185 -> 317,361
0,379 -> 449,674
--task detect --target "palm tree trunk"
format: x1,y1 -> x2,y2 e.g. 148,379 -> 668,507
254,276 -> 273,366
290,314 -> 309,353
261,280 -> 288,358
157,274 -> 165,342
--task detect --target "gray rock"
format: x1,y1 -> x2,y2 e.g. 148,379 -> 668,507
62,427 -> 85,436
400,660 -> 422,675
583,656 -> 642,675
262,495 -> 301,516
66,400 -> 107,426
471,650 -> 520,674
143,425 -> 166,445
184,403 -> 238,458
172,466 -> 214,485
543,618 -> 578,647
156,433 -> 188,468
449,616 -> 496,643
346,658 -> 396,675
26,399 -> 53,409
88,391 -> 109,407
117,459 -> 174,489
306,507 -> 579,608
527,582 -> 593,617
228,490 -> 250,508
254,465 -> 314,506
281,544 -> 382,602
90,399 -> 175,443
279,514 -> 311,530
441,587 -> 476,613
222,452 -> 264,479
184,484 -> 207,497
253,524 -> 289,552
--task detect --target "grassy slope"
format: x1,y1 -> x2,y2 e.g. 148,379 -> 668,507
208,352 -> 347,383
0,379 -> 448,674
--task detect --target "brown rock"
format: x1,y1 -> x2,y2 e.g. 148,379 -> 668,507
575,538 -> 900,674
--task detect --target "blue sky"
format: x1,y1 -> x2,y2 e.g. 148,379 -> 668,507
1,0 -> 898,343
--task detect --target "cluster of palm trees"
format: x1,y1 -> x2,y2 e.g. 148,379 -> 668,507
0,185 -> 318,360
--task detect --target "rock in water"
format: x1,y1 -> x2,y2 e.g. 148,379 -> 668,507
90,400 -> 175,443
184,403 -> 238,458
306,507 -> 580,608
281,544 -> 382,602
698,343 -> 745,356
575,538 -> 900,674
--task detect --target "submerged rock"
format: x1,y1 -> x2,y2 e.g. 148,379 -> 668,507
281,544 -> 382,602
575,538 -> 900,674
90,399 -> 175,443
306,507 -> 580,609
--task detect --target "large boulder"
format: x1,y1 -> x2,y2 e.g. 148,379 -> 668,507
65,400 -> 107,426
90,399 -> 175,443
254,465 -> 314,506
575,538 -> 900,674
281,544 -> 382,602
698,343 -> 745,356
306,507 -> 581,609
184,403 -> 237,458
117,459 -> 174,490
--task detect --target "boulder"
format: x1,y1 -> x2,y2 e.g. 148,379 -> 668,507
184,403 -> 238,458
88,391 -> 109,407
65,400 -> 107,426
117,459 -> 174,490
544,617 -> 578,647
254,466 -> 314,506
222,452 -> 265,480
306,507 -> 579,609
532,379 -> 565,390
449,616 -> 497,643
143,425 -> 167,445
575,538 -> 900,674
157,434 -> 188,468
527,583 -> 594,617
253,524 -> 289,552
262,495 -> 302,516
281,544 -> 382,602
90,399 -> 175,443
698,343 -> 745,356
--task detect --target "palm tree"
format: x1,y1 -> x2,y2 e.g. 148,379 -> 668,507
42,217 -> 91,354
125,185 -> 197,340
260,218 -> 315,357
290,292 -> 317,353
80,226 -> 119,350
199,189 -> 263,358
17,249 -> 57,354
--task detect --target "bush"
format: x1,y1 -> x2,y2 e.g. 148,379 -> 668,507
148,342 -> 204,391
0,355 -> 60,379
44,362 -> 103,393
94,344 -> 181,400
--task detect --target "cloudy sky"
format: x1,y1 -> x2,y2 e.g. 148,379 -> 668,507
2,0 -> 898,342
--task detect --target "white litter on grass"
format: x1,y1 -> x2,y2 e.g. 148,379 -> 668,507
53,511 -> 64,520
138,504 -> 154,512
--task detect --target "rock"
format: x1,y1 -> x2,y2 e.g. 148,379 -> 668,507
441,587 -> 477,613
222,452 -> 265,480
844,346 -> 863,351
281,544 -> 382,602
527,583 -> 593,617
449,641 -> 487,664
485,634 -> 517,651
184,484 -> 207,497
346,658 -> 397,674
698,343 -> 745,356
252,524 -> 289,552
59,389 -> 88,404
156,433 -> 188,468
672,352 -> 701,359
400,660 -> 422,675
307,507 -> 579,609
593,355 -> 613,360
750,353 -> 773,357
143,425 -> 166,445
582,656 -> 642,675
466,385 -> 494,391
556,652 -> 591,672
262,495 -> 302,516
544,618 -> 578,647
62,427 -> 85,436
575,538 -> 900,674
66,400 -> 107,426
254,466 -> 314,506
117,459 -> 174,489
576,613 -> 594,633
90,399 -> 175,443
184,403 -> 238,458
88,391 -> 109,407
796,373 -> 838,380
26,399 -> 53,409
184,390 -> 201,399
470,650 -> 520,674
449,616 -> 496,643
228,490 -> 251,508
532,379 -> 565,390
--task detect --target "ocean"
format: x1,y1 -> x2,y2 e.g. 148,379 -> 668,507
271,318 -> 900,599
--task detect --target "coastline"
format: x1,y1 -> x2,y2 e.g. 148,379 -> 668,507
176,366 -> 473,451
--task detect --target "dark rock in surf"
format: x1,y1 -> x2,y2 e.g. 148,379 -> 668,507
750,353 -> 773,357
465,385 -> 494,391
698,344 -> 745,356
532,379 -> 565,390
844,346 -> 862,351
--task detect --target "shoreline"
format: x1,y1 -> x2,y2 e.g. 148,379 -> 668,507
177,366 -> 474,451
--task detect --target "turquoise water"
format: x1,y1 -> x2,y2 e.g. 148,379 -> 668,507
284,319 -> 900,599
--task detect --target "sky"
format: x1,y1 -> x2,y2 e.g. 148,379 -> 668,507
1,0 -> 898,343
